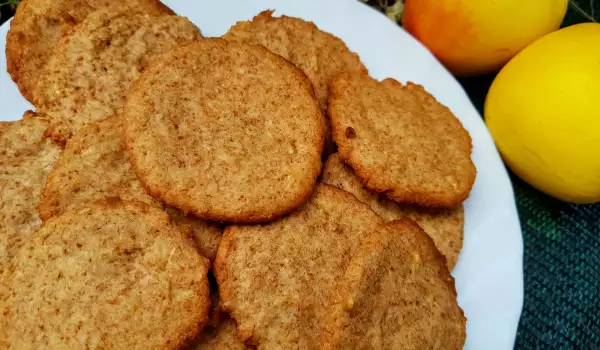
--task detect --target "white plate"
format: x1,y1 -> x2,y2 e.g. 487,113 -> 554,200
0,0 -> 523,348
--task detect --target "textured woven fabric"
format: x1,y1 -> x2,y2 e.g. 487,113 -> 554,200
511,176 -> 600,349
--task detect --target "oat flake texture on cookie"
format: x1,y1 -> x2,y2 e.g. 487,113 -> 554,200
123,39 -> 325,224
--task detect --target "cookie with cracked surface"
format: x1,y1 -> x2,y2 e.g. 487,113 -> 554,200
38,116 -> 222,260
223,10 -> 367,110
328,73 -> 476,207
35,10 -> 201,143
321,219 -> 466,350
195,316 -> 248,350
322,153 -> 464,269
124,39 -> 324,223
6,0 -> 173,103
214,184 -> 383,348
4,200 -> 211,349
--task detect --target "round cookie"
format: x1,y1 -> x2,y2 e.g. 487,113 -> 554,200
38,116 -> 222,260
328,73 -> 476,207
195,316 -> 247,350
321,219 -> 466,350
124,39 -> 325,223
6,0 -> 173,102
322,153 -> 464,269
223,10 -> 367,110
35,10 -> 201,143
214,184 -> 383,348
4,200 -> 211,349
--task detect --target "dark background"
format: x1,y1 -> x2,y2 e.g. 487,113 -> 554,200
1,0 -> 599,348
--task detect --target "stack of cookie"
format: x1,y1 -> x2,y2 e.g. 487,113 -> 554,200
1,2 -> 475,349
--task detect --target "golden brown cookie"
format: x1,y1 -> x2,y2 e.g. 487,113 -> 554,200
0,111 -> 61,236
214,184 -> 383,348
322,153 -> 464,269
223,10 -> 367,110
321,219 -> 466,350
4,200 -> 211,349
124,39 -> 325,223
38,116 -> 222,260
195,316 -> 247,350
34,10 -> 201,143
329,73 -> 476,207
6,0 -> 173,102
0,112 -> 62,345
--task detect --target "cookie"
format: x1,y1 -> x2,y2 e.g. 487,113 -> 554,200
214,184 -> 383,348
195,316 -> 247,350
0,112 -> 62,344
124,39 -> 325,223
0,111 -> 61,236
35,10 -> 201,143
6,0 -> 173,102
223,10 -> 367,110
4,200 -> 211,349
322,153 -> 464,269
321,219 -> 466,349
328,73 -> 476,207
38,116 -> 222,260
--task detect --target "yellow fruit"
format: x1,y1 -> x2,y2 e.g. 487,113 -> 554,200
403,0 -> 568,76
485,23 -> 600,204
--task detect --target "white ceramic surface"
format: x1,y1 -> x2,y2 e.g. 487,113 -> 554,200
0,1 -> 524,348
